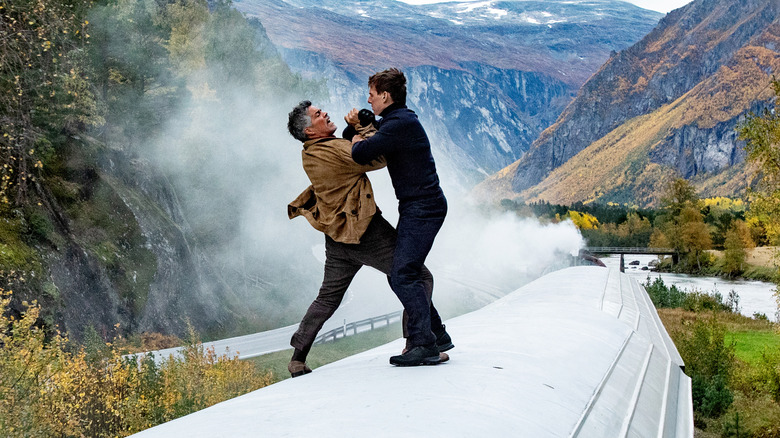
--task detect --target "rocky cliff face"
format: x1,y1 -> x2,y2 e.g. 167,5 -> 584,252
33,145 -> 238,341
279,48 -> 572,184
649,117 -> 750,179
406,65 -> 572,181
101,152 -> 238,337
236,0 -> 661,187
5,14 -> 325,342
499,0 -> 780,201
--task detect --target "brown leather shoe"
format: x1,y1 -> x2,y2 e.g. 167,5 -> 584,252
288,360 -> 313,377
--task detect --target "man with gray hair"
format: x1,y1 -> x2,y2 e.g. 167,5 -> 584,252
285,100 -> 452,377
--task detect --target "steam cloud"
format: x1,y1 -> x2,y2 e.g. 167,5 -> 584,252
140,33 -> 584,331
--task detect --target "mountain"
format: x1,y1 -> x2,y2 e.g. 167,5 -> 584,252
0,0 -> 331,342
234,0 -> 663,185
478,0 -> 780,206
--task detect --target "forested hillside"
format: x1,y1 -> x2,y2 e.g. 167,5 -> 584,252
1,0 -> 324,341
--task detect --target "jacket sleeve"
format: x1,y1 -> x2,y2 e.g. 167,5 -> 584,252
351,117 -> 402,165
343,122 -> 377,140
332,140 -> 386,173
355,122 -> 377,139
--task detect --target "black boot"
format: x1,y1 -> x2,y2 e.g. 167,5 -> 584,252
434,325 -> 454,352
390,344 -> 441,367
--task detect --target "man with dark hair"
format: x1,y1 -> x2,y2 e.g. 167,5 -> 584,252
285,100 -> 452,377
349,68 -> 449,367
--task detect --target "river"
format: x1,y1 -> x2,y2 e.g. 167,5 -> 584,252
600,254 -> 779,322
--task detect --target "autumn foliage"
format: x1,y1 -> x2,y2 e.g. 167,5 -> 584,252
0,289 -> 273,437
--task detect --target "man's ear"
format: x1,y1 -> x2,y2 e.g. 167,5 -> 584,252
303,126 -> 313,136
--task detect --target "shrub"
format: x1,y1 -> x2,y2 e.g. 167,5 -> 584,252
643,276 -> 733,312
644,276 -> 687,308
720,411 -> 747,438
24,207 -> 54,243
692,373 -> 733,418
757,348 -> 780,404
726,290 -> 741,314
141,332 -> 182,351
0,289 -> 272,437
754,312 -> 770,321
683,290 -> 731,313
676,317 -> 736,419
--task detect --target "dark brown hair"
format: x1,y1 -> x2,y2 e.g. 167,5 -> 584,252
368,68 -> 406,106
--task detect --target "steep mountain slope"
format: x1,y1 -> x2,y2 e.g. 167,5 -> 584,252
235,0 -> 662,184
1,2 -> 326,342
483,0 -> 779,204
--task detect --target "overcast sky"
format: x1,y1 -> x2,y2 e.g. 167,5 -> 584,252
398,0 -> 693,14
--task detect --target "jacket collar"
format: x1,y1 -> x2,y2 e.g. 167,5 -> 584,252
302,136 -> 336,150
379,102 -> 406,118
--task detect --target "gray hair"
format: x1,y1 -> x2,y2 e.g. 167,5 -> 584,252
287,100 -> 313,142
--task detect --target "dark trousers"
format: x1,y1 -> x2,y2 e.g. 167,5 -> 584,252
392,193 -> 448,348
291,214 -> 443,355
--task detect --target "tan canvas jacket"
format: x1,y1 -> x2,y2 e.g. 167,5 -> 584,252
288,130 -> 384,244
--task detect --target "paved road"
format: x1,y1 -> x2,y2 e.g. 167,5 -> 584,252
142,323 -> 301,363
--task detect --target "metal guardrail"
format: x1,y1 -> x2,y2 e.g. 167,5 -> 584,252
586,247 -> 677,255
313,310 -> 403,345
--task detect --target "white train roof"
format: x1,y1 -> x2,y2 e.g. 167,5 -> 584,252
132,266 -> 693,437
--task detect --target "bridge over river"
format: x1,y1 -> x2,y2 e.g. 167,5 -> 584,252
585,247 -> 679,272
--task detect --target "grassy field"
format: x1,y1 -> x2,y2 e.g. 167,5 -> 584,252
247,323 -> 405,383
708,246 -> 778,269
745,247 -> 779,269
728,330 -> 780,365
657,308 -> 780,437
705,246 -> 779,281
658,307 -> 778,353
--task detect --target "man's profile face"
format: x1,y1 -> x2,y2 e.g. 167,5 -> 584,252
304,105 -> 337,139
368,85 -> 391,115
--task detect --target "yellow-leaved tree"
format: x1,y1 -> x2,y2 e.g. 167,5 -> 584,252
567,210 -> 600,230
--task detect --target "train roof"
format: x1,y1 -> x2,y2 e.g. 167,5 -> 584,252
132,266 -> 693,437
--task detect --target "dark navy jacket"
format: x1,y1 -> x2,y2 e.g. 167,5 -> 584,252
352,103 -> 444,202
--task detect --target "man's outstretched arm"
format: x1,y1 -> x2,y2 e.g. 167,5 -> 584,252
351,119 -> 400,165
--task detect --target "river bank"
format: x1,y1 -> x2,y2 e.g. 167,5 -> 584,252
600,254 -> 779,322
704,246 -> 778,282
